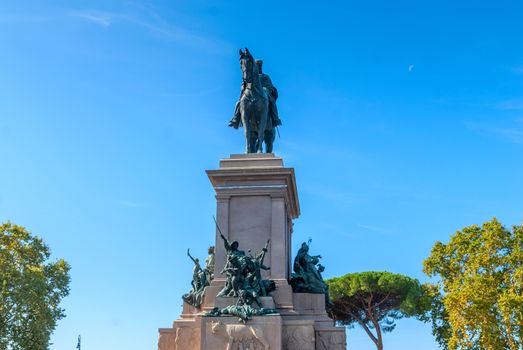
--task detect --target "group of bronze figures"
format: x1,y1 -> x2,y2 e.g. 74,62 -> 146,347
290,240 -> 331,308
183,234 -> 330,322
182,246 -> 215,308
208,243 -> 279,325
290,240 -> 329,295
229,48 -> 282,154
216,234 -> 276,305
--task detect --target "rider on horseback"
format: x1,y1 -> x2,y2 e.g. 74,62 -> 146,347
229,60 -> 282,129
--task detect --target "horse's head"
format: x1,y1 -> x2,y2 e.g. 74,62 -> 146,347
239,48 -> 255,83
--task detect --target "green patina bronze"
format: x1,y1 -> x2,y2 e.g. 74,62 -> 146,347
229,48 -> 282,153
182,247 -> 215,308
216,234 -> 275,306
204,227 -> 278,323
290,240 -> 330,298
206,304 -> 278,324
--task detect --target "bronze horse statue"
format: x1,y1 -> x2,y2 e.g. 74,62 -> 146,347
237,48 -> 273,153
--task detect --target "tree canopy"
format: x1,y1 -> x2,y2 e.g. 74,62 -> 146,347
327,271 -> 428,350
0,222 -> 71,350
423,218 -> 523,350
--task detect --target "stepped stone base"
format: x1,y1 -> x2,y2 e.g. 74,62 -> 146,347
159,293 -> 346,350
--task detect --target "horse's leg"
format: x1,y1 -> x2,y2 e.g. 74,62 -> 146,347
247,124 -> 255,154
264,128 -> 275,153
257,101 -> 268,153
248,105 -> 259,153
253,131 -> 260,152
240,101 -> 251,153
248,103 -> 260,153
250,131 -> 258,153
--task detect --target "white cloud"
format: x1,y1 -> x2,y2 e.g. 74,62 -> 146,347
0,7 -> 228,53
357,224 -> 394,235
408,64 -> 414,72
69,10 -> 226,53
487,128 -> 523,144
465,120 -> 523,145
71,11 -> 112,28
492,99 -> 523,111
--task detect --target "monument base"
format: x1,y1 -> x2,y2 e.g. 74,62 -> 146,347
159,293 -> 346,350
158,154 -> 346,349
159,317 -> 201,350
286,293 -> 347,350
202,315 -> 282,350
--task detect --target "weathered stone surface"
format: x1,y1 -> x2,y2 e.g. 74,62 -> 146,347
206,154 -> 299,310
201,285 -> 221,311
293,293 -> 326,315
315,328 -> 347,350
181,301 -> 200,319
202,315 -> 282,350
158,328 -> 176,350
219,153 -> 284,168
174,327 -> 195,350
282,320 -> 316,350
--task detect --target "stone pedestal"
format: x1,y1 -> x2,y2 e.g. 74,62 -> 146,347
159,317 -> 201,350
206,154 -> 299,311
202,315 -> 282,350
158,154 -> 346,350
207,154 -> 299,281
282,319 -> 316,350
290,293 -> 346,350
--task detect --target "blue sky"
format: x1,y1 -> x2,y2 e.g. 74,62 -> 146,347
1,1 -> 523,349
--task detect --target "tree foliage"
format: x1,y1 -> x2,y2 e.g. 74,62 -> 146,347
327,271 -> 428,350
0,222 -> 71,350
423,218 -> 523,350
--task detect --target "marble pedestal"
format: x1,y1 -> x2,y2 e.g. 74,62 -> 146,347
158,154 -> 346,350
206,153 -> 299,312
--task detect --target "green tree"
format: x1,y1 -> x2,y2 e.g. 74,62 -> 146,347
327,271 -> 428,350
423,218 -> 523,350
0,222 -> 71,350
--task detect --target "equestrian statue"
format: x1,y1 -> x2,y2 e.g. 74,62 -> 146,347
229,48 -> 282,153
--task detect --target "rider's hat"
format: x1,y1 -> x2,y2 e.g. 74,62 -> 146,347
255,59 -> 263,65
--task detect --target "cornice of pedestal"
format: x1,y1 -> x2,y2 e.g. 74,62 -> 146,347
206,153 -> 300,219
219,153 -> 284,168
